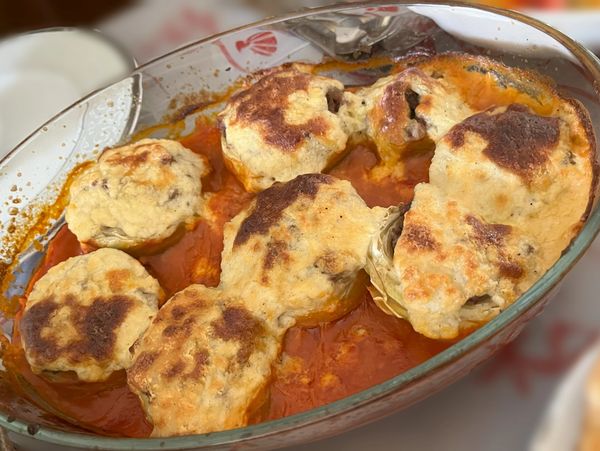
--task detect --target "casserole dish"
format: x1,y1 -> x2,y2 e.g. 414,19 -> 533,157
0,2 -> 599,449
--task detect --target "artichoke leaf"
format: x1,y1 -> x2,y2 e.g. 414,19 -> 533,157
365,204 -> 410,319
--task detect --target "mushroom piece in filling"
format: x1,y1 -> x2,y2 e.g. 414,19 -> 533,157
354,66 -> 474,162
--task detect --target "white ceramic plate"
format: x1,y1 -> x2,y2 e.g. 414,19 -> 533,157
0,28 -> 135,158
530,342 -> 600,451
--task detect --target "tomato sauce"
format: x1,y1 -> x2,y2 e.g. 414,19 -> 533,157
1,117 -> 448,437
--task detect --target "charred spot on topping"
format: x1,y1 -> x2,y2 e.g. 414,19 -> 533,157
326,87 -> 343,114
101,179 -> 108,190
160,154 -> 175,165
171,305 -> 187,320
105,269 -> 130,293
161,325 -> 178,337
211,306 -> 264,365
465,215 -> 524,280
132,351 -> 159,371
498,258 -> 524,280
162,316 -> 196,338
71,296 -> 133,361
263,240 -> 289,270
164,361 -> 185,379
403,224 -> 438,251
188,349 -> 209,379
25,296 -> 134,366
466,215 -> 512,247
233,71 -> 329,151
448,104 -> 560,181
236,346 -> 253,366
20,299 -> 60,362
168,189 -> 180,201
211,306 -> 262,342
234,174 -> 333,246
314,252 -> 340,276
105,150 -> 150,169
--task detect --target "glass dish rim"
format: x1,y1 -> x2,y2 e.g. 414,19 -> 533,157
1,1 -> 600,448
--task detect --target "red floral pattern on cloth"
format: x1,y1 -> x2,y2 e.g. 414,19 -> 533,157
139,6 -> 218,61
478,320 -> 599,395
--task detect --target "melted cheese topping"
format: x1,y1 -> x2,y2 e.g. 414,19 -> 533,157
66,139 -> 208,251
370,184 -> 543,339
220,173 -> 387,327
127,285 -> 280,437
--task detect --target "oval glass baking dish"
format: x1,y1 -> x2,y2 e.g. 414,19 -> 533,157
1,2 -> 599,450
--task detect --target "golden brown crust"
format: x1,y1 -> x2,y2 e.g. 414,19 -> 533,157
219,68 -> 358,192
367,184 -> 544,339
65,139 -> 208,251
366,53 -> 596,339
22,296 -> 133,365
